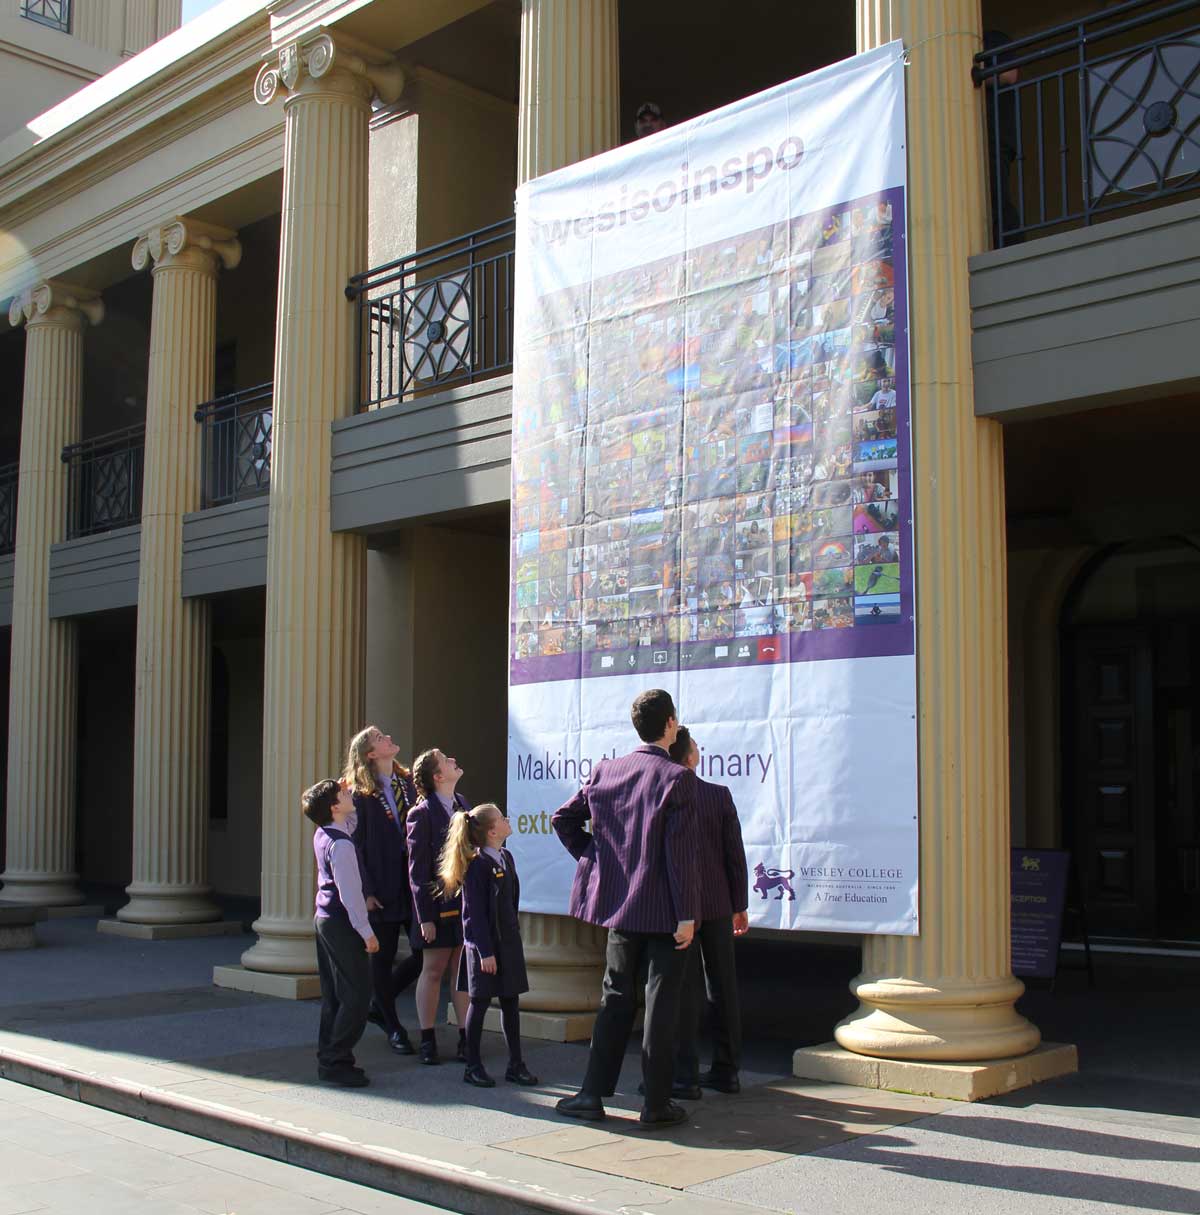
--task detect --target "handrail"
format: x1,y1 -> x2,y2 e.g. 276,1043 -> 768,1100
972,0 -> 1200,246
194,382 -> 273,509
61,424 -> 145,539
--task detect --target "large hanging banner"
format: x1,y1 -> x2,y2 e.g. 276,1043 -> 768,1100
507,42 -> 917,934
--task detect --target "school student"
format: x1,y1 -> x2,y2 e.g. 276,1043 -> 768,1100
302,778 -> 379,1088
407,748 -> 471,1065
437,803 -> 538,1089
344,725 -> 421,1056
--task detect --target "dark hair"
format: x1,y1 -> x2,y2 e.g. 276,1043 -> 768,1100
668,725 -> 692,765
412,748 -> 442,802
302,778 -> 340,827
631,689 -> 676,742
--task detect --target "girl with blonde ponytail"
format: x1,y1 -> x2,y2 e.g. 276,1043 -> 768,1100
438,803 -> 537,1089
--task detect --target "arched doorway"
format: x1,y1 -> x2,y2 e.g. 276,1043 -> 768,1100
1062,538 -> 1200,944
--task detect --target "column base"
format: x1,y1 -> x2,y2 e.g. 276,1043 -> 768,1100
519,911 -> 606,1013
794,1041 -> 1078,1101
116,885 -> 221,926
0,873 -> 86,907
99,918 -> 246,941
212,964 -> 322,1000
447,1003 -> 605,1042
239,915 -> 318,975
0,900 -> 104,919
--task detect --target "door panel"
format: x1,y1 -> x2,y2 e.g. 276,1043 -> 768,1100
1072,630 -> 1156,937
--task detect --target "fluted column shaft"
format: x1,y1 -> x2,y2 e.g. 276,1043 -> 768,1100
243,36 -> 380,974
2,283 -> 103,906
518,0 -> 619,183
516,0 -> 619,1013
836,1 -> 1040,1060
120,220 -> 240,925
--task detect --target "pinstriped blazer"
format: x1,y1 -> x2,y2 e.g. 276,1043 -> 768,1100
552,744 -> 700,934
693,777 -> 749,920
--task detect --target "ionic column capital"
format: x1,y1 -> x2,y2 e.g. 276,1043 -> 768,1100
254,29 -> 405,109
132,218 -> 242,276
8,280 -> 103,330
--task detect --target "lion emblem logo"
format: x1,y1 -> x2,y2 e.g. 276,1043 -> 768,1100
753,862 -> 796,901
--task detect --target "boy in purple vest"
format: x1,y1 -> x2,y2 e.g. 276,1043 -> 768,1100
303,778 -> 379,1087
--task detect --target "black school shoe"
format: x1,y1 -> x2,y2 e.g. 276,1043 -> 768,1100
556,1092 -> 606,1121
419,1039 -> 441,1066
505,1063 -> 539,1086
318,1065 -> 369,1088
637,1100 -> 688,1129
463,1063 -> 496,1088
699,1069 -> 741,1094
387,1028 -> 416,1056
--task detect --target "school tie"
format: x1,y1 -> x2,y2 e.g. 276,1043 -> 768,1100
390,772 -> 408,813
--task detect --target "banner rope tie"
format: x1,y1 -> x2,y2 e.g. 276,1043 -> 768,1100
902,31 -> 981,66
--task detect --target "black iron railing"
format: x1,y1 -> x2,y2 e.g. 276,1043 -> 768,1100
974,0 -> 1200,246
21,0 -> 70,33
195,382 -> 273,509
62,425 -> 144,539
347,217 -> 515,410
0,463 -> 17,556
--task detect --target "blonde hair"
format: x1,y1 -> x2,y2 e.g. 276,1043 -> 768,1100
342,726 -> 410,797
436,803 -> 501,899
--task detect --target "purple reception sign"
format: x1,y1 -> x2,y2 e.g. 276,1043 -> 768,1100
1011,848 -> 1071,979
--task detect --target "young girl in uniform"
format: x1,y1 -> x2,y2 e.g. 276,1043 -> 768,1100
437,803 -> 538,1088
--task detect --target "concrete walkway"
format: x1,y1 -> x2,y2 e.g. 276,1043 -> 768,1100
1,918 -> 1198,1215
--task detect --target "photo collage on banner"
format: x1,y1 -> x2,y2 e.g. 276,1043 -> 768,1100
511,195 -> 906,682
508,42 -> 919,934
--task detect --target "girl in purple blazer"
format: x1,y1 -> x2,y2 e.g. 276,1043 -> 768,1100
407,748 -> 471,1065
437,803 -> 537,1089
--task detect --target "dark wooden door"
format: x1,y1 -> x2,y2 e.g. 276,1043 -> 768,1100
1071,629 -> 1157,937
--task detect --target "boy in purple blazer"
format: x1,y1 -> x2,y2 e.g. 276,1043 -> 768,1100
669,726 -> 750,1096
552,689 -> 700,1129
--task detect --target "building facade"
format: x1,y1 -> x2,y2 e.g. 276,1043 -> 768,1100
1,0 -> 1197,1095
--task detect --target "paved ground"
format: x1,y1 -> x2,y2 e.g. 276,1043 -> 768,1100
0,1075 -> 449,1215
1,917 -> 1198,1215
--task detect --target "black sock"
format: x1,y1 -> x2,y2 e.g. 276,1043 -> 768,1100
421,1027 -> 436,1045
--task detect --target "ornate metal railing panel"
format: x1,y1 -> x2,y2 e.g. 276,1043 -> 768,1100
21,0 -> 70,32
195,382 -> 273,509
0,462 -> 18,556
348,217 -> 515,410
62,425 -> 145,539
974,0 -> 1200,246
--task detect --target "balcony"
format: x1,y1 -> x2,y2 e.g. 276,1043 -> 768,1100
347,217 -> 515,411
195,382 -> 273,508
974,0 -> 1200,248
62,425 -> 144,539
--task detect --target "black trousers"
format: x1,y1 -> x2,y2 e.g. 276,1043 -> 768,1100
582,927 -> 689,1110
368,919 -> 422,1033
675,916 -> 741,1084
314,914 -> 370,1070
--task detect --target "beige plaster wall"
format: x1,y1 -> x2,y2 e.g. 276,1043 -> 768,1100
367,110 -> 419,271
214,212 -> 280,389
364,525 -> 508,798
413,68 -> 516,248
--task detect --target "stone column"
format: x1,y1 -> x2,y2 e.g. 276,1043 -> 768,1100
518,0 -> 619,183
235,34 -> 404,980
515,0 -> 618,1031
1,282 -> 103,906
115,219 -> 241,930
819,1 -> 1044,1068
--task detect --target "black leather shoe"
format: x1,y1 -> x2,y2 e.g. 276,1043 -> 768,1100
638,1100 -> 688,1129
318,1066 -> 369,1088
463,1063 -> 495,1088
505,1063 -> 539,1086
555,1092 -> 606,1121
387,1028 -> 415,1056
699,1070 -> 740,1094
419,1039 -> 441,1066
